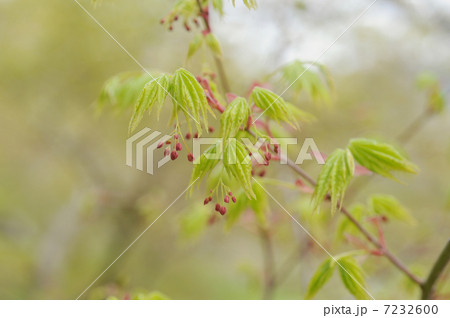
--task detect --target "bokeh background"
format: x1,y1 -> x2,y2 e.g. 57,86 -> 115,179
0,0 -> 449,299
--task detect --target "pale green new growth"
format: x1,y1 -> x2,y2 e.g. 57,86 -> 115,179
348,138 -> 418,181
187,33 -> 204,59
312,149 -> 355,214
231,0 -> 257,10
369,194 -> 416,225
128,74 -> 171,134
172,68 -> 214,135
220,97 -> 250,141
337,256 -> 370,300
190,142 -> 221,186
205,33 -> 223,58
251,87 -> 298,128
223,140 -> 255,198
306,258 -> 336,299
306,255 -> 370,300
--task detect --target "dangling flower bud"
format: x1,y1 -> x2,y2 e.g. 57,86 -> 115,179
157,141 -> 164,149
164,147 -> 170,156
185,132 -> 191,139
219,206 -> 227,215
174,134 -> 179,140
232,196 -> 237,203
176,143 -> 182,151
258,170 -> 266,177
170,151 -> 178,160
187,153 -> 194,162
265,152 -> 272,161
194,132 -> 199,139
208,126 -> 214,133
215,203 -> 220,212
204,198 -> 210,205
224,196 -> 230,203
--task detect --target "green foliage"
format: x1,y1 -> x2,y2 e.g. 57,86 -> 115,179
205,33 -> 223,58
278,60 -> 333,104
231,0 -> 257,10
97,72 -> 153,111
369,194 -> 416,225
337,256 -> 370,300
187,33 -> 204,59
306,258 -> 336,299
312,149 -> 354,214
416,72 -> 446,114
251,87 -> 298,128
128,74 -> 171,133
306,255 -> 370,300
348,138 -> 418,181
223,140 -> 255,198
212,0 -> 224,15
172,68 -> 214,134
190,142 -> 222,186
220,97 -> 250,141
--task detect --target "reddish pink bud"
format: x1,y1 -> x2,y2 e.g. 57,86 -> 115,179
204,198 -> 209,205
208,196 -> 212,202
169,25 -> 173,31
193,19 -> 199,27
224,196 -> 230,203
194,132 -> 199,139
232,196 -> 236,203
274,144 -> 279,154
208,126 -> 214,133
166,140 -> 171,144
164,148 -> 170,156
184,23 -> 190,31
174,134 -> 179,139
228,191 -> 232,196
187,153 -> 194,162
160,19 -> 165,24
174,15 -> 179,21
170,151 -> 178,160
157,141 -> 164,149
185,132 -> 191,139
265,152 -> 272,161
219,206 -> 227,215
258,170 -> 266,177
176,143 -> 182,151
215,203 -> 220,211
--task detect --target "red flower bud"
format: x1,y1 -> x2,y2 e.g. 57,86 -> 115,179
176,143 -> 182,151
228,191 -> 232,196
258,170 -> 266,177
194,132 -> 199,139
274,144 -> 279,154
219,206 -> 227,215
224,195 -> 230,203
185,132 -> 191,139
187,153 -> 194,162
157,141 -> 164,149
169,25 -> 173,31
215,203 -> 220,212
174,15 -> 179,21
160,19 -> 165,24
208,196 -> 212,202
204,198 -> 209,205
166,140 -> 171,144
174,134 -> 179,139
232,196 -> 236,203
265,152 -> 272,161
208,126 -> 214,133
170,151 -> 178,160
164,148 -> 170,156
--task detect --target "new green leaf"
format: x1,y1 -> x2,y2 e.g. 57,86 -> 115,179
220,97 -> 250,141
306,258 -> 336,299
251,87 -> 298,128
348,138 -> 418,181
205,33 -> 222,58
223,140 -> 254,198
337,256 -> 370,300
369,194 -> 416,225
312,149 -> 355,214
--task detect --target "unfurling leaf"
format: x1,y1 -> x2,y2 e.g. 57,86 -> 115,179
97,72 -> 153,111
337,256 -> 370,300
128,74 -> 171,134
205,33 -> 222,58
306,258 -> 336,299
369,194 -> 416,225
251,87 -> 298,128
348,138 -> 418,181
172,68 -> 214,135
249,182 -> 267,226
232,0 -> 257,9
190,142 -> 222,186
220,97 -> 250,141
187,33 -> 203,59
223,140 -> 254,198
312,149 -> 354,214
279,60 -> 333,104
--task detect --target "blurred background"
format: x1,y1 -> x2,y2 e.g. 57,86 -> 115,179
0,0 -> 449,299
